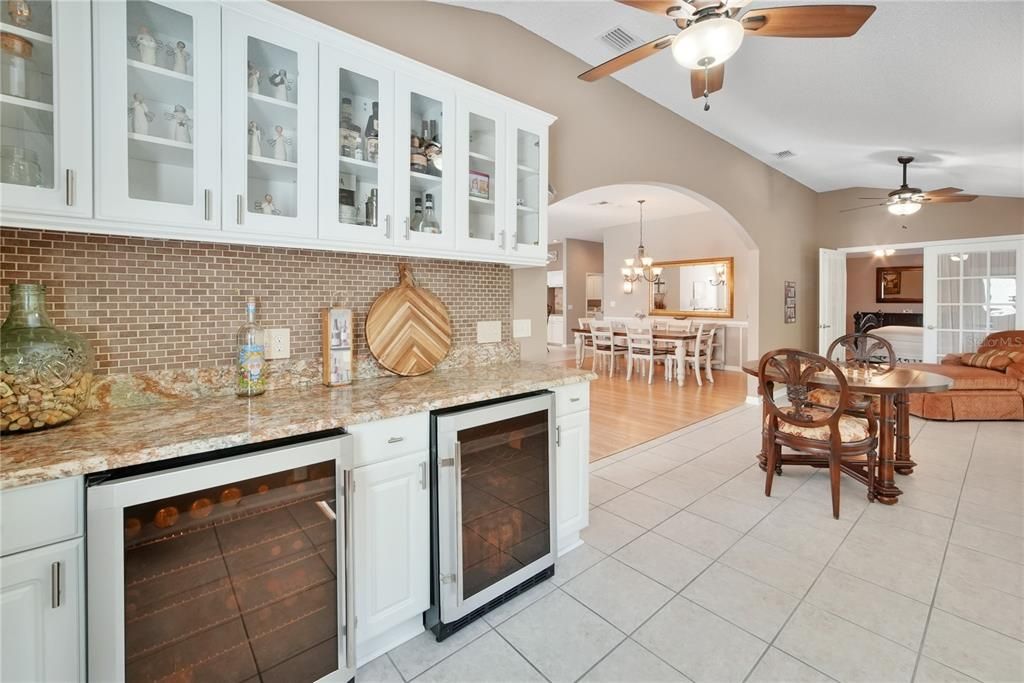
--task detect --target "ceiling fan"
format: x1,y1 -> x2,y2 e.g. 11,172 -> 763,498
841,156 -> 978,216
578,1 -> 876,110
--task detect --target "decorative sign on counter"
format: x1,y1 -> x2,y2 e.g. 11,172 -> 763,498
321,305 -> 353,386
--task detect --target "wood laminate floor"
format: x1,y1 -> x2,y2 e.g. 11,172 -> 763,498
562,359 -> 750,462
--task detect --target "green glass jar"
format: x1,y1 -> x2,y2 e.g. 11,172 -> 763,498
0,284 -> 93,433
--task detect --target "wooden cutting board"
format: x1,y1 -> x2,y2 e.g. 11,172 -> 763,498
365,263 -> 452,376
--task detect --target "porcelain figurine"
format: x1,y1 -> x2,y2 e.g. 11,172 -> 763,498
135,26 -> 158,66
6,0 -> 31,27
248,120 -> 262,156
170,40 -> 190,74
269,125 -> 291,162
268,69 -> 289,100
247,61 -> 260,94
257,194 -> 280,215
165,104 -> 192,144
128,93 -> 154,135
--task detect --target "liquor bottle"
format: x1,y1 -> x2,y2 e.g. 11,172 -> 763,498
410,197 -> 423,232
421,194 -> 440,234
365,188 -> 378,227
339,97 -> 362,158
236,300 -> 266,397
410,133 -> 427,173
364,101 -> 379,163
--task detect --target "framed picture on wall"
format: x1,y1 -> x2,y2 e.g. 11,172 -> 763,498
784,281 -> 797,324
876,266 -> 923,303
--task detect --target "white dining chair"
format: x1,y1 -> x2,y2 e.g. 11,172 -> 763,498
682,323 -> 714,387
590,321 -> 626,377
626,325 -> 675,384
576,317 -> 594,368
703,326 -> 718,383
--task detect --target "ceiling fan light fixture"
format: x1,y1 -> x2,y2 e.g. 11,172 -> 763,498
887,199 -> 922,216
671,17 -> 744,70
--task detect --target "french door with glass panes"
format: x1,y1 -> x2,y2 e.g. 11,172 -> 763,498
318,45 -> 395,246
0,0 -> 91,218
222,8 -> 316,237
94,0 -> 220,228
395,71 -> 455,250
507,116 -> 549,260
923,238 -> 1024,363
456,96 -> 507,256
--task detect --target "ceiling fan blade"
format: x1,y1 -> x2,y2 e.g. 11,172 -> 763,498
839,203 -> 886,213
616,0 -> 696,17
922,187 -> 964,197
923,195 -> 978,203
741,5 -> 876,38
857,197 -> 885,200
578,34 -> 675,82
690,63 -> 725,98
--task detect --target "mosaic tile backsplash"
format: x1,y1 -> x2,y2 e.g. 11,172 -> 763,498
0,228 -> 517,407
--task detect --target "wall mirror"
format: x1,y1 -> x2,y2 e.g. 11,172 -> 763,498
649,257 -> 734,318
875,265 -> 923,303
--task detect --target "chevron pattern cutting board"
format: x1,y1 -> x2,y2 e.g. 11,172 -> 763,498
365,263 -> 453,376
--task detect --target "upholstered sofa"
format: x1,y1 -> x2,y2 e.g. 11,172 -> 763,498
909,331 -> 1024,421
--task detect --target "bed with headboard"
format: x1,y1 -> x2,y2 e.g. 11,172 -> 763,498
853,311 -> 924,363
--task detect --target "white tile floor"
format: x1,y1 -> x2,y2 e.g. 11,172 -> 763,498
358,405 -> 1024,682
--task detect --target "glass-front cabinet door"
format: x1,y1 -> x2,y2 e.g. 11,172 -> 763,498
395,71 -> 455,250
0,0 -> 91,218
318,46 -> 394,245
456,97 -> 506,255
222,9 -> 316,237
508,118 -> 548,260
94,0 -> 220,228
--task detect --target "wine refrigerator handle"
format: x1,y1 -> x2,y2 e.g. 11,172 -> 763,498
343,469 -> 356,669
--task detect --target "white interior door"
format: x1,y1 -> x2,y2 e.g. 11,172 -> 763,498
818,248 -> 847,354
923,237 -> 1024,363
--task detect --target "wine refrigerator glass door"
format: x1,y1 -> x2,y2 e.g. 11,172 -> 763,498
87,435 -> 355,683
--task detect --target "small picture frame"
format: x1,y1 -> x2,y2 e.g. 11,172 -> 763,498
784,281 -> 797,324
469,170 -> 490,200
321,306 -> 353,386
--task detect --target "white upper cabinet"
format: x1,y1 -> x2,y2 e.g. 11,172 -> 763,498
0,0 -> 91,218
94,0 -> 220,228
508,114 -> 549,261
221,7 -> 316,237
394,70 -> 455,250
318,45 -> 395,246
456,95 -> 507,256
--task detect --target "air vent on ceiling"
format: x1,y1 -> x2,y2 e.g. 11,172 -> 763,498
773,149 -> 796,160
600,26 -> 637,53
590,200 -> 611,206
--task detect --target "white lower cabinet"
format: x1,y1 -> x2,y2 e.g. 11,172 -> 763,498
555,409 -> 590,554
0,538 -> 84,683
353,449 -> 430,659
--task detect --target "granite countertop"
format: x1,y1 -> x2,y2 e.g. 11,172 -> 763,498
0,362 -> 596,490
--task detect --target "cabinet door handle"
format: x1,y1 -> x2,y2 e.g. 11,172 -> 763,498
419,461 -> 427,490
499,230 -> 506,250
511,232 -> 518,251
404,216 -> 410,240
204,189 -> 213,221
569,396 -> 580,403
387,436 -> 405,444
343,470 -> 356,669
385,214 -> 392,239
555,425 -> 561,447
236,194 -> 245,224
50,561 -> 61,608
64,169 -> 75,206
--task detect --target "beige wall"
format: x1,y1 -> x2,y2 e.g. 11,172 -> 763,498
564,239 -> 603,343
512,267 -> 547,362
845,253 -> 923,333
818,188 -> 1024,248
279,0 -> 821,359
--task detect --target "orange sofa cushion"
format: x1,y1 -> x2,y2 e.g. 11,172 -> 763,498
961,350 -> 1023,370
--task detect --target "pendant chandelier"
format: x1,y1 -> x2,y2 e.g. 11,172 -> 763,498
621,200 -> 663,294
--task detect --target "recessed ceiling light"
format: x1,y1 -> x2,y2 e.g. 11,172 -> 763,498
873,249 -> 895,257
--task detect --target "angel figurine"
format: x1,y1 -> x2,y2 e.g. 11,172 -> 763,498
248,120 -> 263,157
6,0 -> 31,28
268,69 -> 290,101
169,40 -> 190,74
135,26 -> 159,65
128,93 -> 154,135
165,104 -> 192,143
269,125 -> 291,162
256,194 -> 280,215
247,61 -> 260,94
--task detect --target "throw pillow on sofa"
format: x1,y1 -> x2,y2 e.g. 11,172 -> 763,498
960,350 -> 1023,371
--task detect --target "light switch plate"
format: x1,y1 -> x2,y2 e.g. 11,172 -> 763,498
265,328 -> 290,359
477,321 -> 502,344
513,319 -> 531,338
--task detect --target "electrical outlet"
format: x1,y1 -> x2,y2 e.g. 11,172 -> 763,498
513,319 -> 532,338
265,328 -> 290,359
476,321 -> 501,344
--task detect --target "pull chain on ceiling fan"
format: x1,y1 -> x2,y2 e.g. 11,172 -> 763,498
841,156 -> 979,216
578,1 -> 877,110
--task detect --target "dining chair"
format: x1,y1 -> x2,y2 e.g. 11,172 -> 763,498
590,321 -> 626,377
666,319 -> 692,332
758,348 -> 879,519
703,326 -> 718,384
681,323 -> 713,386
626,324 -> 675,384
576,317 -> 595,368
810,333 -> 896,415
707,324 -> 724,372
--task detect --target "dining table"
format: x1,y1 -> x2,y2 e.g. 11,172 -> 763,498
741,360 -> 953,504
571,327 -> 697,386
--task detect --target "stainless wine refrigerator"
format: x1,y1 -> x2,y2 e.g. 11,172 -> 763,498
87,432 -> 357,682
428,392 -> 556,639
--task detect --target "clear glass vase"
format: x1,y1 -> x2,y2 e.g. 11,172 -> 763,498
0,284 -> 93,433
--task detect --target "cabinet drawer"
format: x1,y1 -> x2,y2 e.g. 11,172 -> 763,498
553,383 -> 589,417
348,412 -> 429,467
1,477 -> 83,557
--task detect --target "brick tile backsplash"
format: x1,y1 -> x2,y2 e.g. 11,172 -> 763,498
0,228 -> 513,376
